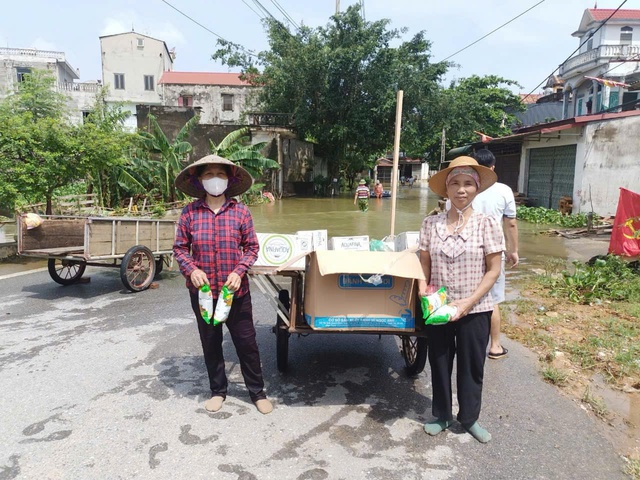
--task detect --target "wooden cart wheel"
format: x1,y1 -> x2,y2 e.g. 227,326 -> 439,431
48,258 -> 86,285
120,245 -> 156,292
401,335 -> 428,376
276,289 -> 291,372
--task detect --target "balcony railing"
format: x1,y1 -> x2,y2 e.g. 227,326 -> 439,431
247,112 -> 294,128
57,82 -> 101,93
560,44 -> 640,76
0,46 -> 66,61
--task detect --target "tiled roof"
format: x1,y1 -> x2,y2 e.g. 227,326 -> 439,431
519,93 -> 543,104
158,72 -> 251,86
588,9 -> 640,21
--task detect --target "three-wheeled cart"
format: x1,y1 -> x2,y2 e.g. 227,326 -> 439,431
250,250 -> 429,376
17,215 -> 176,292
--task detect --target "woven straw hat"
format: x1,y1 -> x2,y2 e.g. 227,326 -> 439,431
428,156 -> 497,197
175,155 -> 253,198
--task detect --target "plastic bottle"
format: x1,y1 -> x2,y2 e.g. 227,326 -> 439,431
199,284 -> 214,324
213,285 -> 234,325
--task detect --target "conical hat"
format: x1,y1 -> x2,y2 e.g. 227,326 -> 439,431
175,155 -> 253,198
428,156 -> 497,197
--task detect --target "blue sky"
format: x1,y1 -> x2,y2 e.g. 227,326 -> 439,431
0,0 -> 628,93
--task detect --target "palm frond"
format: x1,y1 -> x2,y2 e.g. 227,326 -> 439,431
175,115 -> 200,143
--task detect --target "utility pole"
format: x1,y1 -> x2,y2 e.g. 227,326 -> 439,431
336,0 -> 340,14
439,128 -> 446,167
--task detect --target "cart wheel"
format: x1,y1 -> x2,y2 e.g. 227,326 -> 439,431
120,245 -> 156,292
276,289 -> 290,372
48,258 -> 86,285
401,336 -> 428,376
155,256 -> 164,277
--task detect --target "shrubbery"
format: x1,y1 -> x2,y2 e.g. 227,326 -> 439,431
517,206 -> 590,228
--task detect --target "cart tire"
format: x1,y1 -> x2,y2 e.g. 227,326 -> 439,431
120,245 -> 156,292
276,289 -> 290,372
401,336 -> 428,376
155,256 -> 164,277
48,258 -> 86,285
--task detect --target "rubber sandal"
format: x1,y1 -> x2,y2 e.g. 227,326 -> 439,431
488,347 -> 508,359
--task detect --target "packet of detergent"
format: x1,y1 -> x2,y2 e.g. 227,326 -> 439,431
426,305 -> 458,325
421,286 -> 447,320
213,285 -> 234,325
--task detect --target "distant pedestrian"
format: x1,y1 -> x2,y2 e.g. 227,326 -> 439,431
354,179 -> 370,212
408,176 -> 415,188
374,180 -> 384,199
471,149 -> 519,360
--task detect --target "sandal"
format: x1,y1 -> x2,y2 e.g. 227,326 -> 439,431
488,347 -> 508,359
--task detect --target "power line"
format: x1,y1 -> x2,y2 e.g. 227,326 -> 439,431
158,0 -> 258,57
522,0 -> 628,102
270,0 -> 300,30
241,0 -> 264,20
439,0 -> 547,63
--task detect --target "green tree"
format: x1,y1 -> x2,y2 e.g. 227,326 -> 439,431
137,113 -> 199,203
213,5 -> 447,179
209,127 -> 279,178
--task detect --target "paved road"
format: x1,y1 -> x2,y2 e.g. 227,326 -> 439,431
0,267 -> 627,480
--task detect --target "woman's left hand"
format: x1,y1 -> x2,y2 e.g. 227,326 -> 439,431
225,272 -> 242,292
448,298 -> 475,321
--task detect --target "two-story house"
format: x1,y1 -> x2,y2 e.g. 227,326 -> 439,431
559,8 -> 640,119
0,46 -> 101,124
158,71 -> 258,125
100,32 -> 175,130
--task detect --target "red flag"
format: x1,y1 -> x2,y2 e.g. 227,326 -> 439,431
609,188 -> 640,257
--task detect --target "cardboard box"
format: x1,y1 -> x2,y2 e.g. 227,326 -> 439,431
255,233 -> 308,270
329,235 -> 370,251
394,231 -> 420,252
296,229 -> 328,251
302,250 -> 426,331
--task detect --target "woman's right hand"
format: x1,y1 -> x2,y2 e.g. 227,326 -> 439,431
190,269 -> 209,289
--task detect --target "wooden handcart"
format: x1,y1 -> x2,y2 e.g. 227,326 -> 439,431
17,215 -> 176,292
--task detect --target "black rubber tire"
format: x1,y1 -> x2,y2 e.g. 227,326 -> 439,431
401,336 -> 428,376
120,245 -> 156,292
48,258 -> 86,285
276,289 -> 290,372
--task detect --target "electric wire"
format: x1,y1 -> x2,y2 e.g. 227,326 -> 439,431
270,0 -> 300,30
241,0 -> 265,20
158,0 -> 258,57
521,0 -> 628,102
439,0 -> 547,63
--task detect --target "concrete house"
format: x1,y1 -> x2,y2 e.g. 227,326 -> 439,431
560,8 -> 640,118
100,32 -> 175,130
0,46 -> 101,124
158,71 -> 258,125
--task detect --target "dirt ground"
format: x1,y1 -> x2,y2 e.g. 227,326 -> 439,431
502,277 -> 640,469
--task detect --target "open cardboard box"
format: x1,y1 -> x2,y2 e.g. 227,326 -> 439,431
298,250 -> 426,331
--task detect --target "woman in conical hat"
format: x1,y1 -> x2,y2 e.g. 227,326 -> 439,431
173,154 -> 273,415
418,156 -> 504,443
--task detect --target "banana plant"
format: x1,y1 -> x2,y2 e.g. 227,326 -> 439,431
209,127 -> 279,179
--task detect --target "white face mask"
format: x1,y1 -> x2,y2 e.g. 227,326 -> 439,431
202,177 -> 228,197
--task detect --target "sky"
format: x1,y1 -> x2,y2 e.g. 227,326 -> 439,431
0,0 -> 633,94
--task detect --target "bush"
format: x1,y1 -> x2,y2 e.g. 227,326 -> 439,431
541,255 -> 640,304
517,205 -> 590,228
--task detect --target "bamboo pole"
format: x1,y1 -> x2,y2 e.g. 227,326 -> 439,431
389,90 -> 404,238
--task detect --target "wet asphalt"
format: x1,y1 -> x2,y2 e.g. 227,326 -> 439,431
0,267 -> 628,480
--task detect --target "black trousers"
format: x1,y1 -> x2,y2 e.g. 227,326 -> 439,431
189,290 -> 266,402
426,311 -> 491,427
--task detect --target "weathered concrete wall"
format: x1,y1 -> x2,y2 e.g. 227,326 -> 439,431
580,115 -> 640,216
161,83 -> 259,125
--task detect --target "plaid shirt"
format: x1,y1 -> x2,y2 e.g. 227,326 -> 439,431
419,211 -> 504,314
173,198 -> 259,297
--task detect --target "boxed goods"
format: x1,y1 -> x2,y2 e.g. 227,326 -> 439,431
255,233 -> 309,270
329,235 -> 370,251
296,229 -> 328,251
394,231 -> 420,252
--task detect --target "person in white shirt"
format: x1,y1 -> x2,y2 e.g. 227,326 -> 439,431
471,149 -> 519,359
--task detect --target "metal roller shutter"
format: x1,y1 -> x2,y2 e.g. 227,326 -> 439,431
527,145 -> 576,209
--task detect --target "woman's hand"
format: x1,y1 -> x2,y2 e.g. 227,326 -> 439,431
225,272 -> 242,292
190,269 -> 209,289
448,297 -> 475,321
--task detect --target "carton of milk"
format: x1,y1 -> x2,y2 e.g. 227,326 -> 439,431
255,233 -> 307,270
329,235 -> 370,251
394,231 -> 420,252
296,229 -> 328,251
